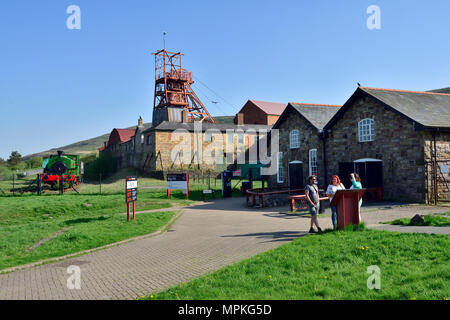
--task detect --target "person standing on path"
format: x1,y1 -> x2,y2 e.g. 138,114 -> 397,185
305,175 -> 322,233
350,173 -> 363,221
326,175 -> 345,229
349,173 -> 363,207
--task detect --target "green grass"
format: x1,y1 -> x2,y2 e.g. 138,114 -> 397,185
142,225 -> 450,300
0,189 -> 191,270
0,168 -> 255,270
0,210 -> 177,271
384,213 -> 450,227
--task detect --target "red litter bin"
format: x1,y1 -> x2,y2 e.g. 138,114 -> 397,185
331,189 -> 365,230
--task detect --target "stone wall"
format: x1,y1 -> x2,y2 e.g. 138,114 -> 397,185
138,130 -> 257,175
267,109 -> 324,188
326,95 -> 426,202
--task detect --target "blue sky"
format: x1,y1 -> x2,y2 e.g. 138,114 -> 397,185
0,0 -> 449,159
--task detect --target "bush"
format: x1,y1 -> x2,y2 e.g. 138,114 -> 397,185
26,157 -> 43,169
83,152 -> 115,181
0,165 -> 12,180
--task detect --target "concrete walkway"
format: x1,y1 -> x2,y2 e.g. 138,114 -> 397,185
0,198 -> 448,300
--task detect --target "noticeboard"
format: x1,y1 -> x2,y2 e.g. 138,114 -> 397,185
125,176 -> 137,203
167,173 -> 188,191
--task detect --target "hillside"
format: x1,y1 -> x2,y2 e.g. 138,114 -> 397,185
25,116 -> 235,159
428,87 -> 450,94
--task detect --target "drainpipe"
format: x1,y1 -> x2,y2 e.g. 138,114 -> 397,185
319,130 -> 327,187
433,130 -> 438,205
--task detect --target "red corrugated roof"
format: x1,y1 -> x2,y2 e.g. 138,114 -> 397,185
116,129 -> 135,143
249,100 -> 287,115
107,128 -> 135,146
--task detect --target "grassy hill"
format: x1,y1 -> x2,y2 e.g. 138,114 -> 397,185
25,116 -> 235,159
428,87 -> 450,94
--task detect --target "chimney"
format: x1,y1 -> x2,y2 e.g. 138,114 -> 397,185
237,113 -> 244,125
138,116 -> 143,127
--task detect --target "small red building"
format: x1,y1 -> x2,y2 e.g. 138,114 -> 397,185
235,100 -> 287,125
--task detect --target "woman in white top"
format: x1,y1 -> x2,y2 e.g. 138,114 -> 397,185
326,175 -> 345,229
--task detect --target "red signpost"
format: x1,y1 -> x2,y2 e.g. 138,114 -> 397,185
125,176 -> 137,221
331,189 -> 365,230
167,173 -> 189,199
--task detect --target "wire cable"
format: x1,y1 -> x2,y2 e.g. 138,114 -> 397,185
193,75 -> 240,113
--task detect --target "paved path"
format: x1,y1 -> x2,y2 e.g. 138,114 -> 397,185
0,199 -> 448,300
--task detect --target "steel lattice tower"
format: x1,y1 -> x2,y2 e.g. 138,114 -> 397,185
152,50 -> 215,125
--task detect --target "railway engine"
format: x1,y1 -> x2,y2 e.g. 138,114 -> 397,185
41,151 -> 82,187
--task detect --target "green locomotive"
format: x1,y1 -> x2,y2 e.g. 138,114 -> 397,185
41,151 -> 82,187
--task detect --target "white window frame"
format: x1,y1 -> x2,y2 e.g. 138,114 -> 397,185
277,152 -> 283,183
238,133 -> 244,144
358,119 -> 375,142
227,133 -> 234,144
309,149 -> 318,177
290,130 -> 300,149
204,131 -> 212,142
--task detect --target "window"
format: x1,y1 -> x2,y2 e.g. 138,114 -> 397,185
309,149 -> 318,176
238,133 -> 244,144
227,133 -> 234,144
290,130 -> 300,149
147,135 -> 153,145
204,131 -> 212,142
358,119 -> 375,142
277,152 -> 284,183
141,134 -> 144,144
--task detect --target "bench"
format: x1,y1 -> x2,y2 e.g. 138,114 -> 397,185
289,195 -> 329,212
246,188 -> 304,208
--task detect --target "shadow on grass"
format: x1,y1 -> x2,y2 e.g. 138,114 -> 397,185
63,216 -> 110,225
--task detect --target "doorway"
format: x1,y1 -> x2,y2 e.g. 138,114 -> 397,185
289,161 -> 304,188
338,159 -> 383,189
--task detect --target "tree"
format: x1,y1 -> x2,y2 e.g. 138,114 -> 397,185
7,151 -> 23,167
0,157 -> 5,166
26,157 -> 43,169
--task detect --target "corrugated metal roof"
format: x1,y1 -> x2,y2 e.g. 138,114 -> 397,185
248,100 -> 287,115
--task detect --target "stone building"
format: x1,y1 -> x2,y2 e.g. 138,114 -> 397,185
102,116 -> 271,177
266,86 -> 450,203
323,86 -> 450,203
103,128 -> 136,170
234,100 -> 286,125
135,121 -> 270,176
267,103 -> 341,188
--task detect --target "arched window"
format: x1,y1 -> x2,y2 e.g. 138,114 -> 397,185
358,119 -> 375,142
290,130 -> 300,149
